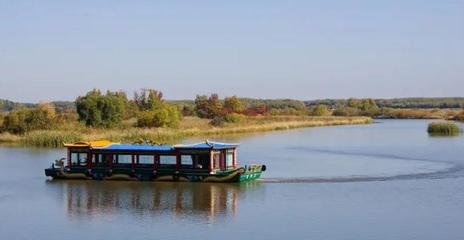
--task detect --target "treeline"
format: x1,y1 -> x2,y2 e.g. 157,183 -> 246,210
0,99 -> 75,113
306,97 -> 464,109
0,89 -> 314,135
2,92 -> 463,135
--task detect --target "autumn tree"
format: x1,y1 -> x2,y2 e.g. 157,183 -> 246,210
224,96 -> 245,113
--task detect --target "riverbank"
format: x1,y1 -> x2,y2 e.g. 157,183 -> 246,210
0,116 -> 371,147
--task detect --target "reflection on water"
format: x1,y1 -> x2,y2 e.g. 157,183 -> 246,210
46,180 -> 262,222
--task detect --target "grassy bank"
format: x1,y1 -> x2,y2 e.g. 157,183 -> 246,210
0,116 -> 371,147
376,108 -> 460,119
427,121 -> 461,136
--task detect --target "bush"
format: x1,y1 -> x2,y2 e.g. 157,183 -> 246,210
1,104 -> 56,134
224,96 -> 245,113
311,105 -> 330,116
223,113 -> 246,123
136,104 -> 181,128
210,117 -> 225,126
455,110 -> 464,121
333,107 -> 360,116
427,122 -> 461,136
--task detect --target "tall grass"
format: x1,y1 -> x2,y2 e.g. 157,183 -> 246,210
21,130 -> 83,147
0,132 -> 21,143
10,116 -> 371,147
427,122 -> 461,136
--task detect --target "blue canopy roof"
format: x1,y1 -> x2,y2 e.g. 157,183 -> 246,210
175,141 -> 239,150
91,141 -> 238,152
96,144 -> 174,151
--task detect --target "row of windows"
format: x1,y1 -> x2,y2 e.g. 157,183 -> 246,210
70,151 -> 235,169
70,154 -> 198,167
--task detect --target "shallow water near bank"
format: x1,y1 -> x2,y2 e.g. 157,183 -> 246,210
1,119 -> 463,240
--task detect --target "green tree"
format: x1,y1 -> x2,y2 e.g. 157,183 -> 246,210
134,89 -> 163,111
75,89 -> 125,127
134,89 -> 181,128
194,95 -> 209,118
224,96 -> 245,113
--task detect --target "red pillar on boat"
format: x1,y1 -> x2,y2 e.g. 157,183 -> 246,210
87,152 -> 92,169
131,154 -> 135,170
153,154 -> 158,171
209,150 -> 213,173
67,148 -> 71,167
219,150 -> 224,171
176,151 -> 181,171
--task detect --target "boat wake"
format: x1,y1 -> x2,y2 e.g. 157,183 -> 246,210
261,147 -> 463,183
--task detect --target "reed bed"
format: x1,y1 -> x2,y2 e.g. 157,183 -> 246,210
427,121 -> 461,136
7,116 -> 371,147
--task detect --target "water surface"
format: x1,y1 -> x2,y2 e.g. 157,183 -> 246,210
0,120 -> 463,240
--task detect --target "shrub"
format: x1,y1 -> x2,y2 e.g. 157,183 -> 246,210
210,117 -> 225,126
311,105 -> 330,116
1,104 -> 56,134
224,96 -> 245,113
333,107 -> 360,116
136,104 -> 181,128
427,122 -> 461,136
223,113 -> 246,123
455,110 -> 464,121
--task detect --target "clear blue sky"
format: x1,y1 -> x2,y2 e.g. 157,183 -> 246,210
0,0 -> 463,102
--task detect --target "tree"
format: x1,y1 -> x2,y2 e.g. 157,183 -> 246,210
194,94 -> 224,119
75,89 -> 125,127
133,89 -> 182,128
134,89 -> 163,111
311,105 -> 329,116
224,96 -> 245,113
194,95 -> 209,118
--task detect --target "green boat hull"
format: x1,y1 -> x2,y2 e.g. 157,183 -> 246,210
45,164 -> 265,183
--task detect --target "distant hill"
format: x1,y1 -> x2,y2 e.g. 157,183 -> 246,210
305,97 -> 464,109
0,99 -> 35,112
0,99 -> 75,113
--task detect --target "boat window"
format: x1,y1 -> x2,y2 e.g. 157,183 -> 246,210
226,151 -> 234,167
116,154 -> 132,164
78,153 -> 88,166
159,155 -> 177,166
71,153 -> 79,165
138,155 -> 154,164
92,154 -> 101,163
181,155 -> 193,168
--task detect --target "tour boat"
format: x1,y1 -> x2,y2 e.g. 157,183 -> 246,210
44,140 -> 266,182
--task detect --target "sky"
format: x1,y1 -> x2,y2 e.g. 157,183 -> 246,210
0,0 -> 463,102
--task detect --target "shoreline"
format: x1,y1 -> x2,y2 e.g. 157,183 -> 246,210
0,116 -> 371,148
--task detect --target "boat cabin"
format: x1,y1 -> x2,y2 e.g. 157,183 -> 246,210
64,140 -> 238,174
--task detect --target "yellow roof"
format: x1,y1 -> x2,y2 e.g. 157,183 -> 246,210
63,140 -> 114,148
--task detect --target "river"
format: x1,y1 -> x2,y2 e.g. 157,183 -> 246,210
0,119 -> 463,240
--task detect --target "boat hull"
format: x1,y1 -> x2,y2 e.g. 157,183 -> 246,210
45,165 -> 265,183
